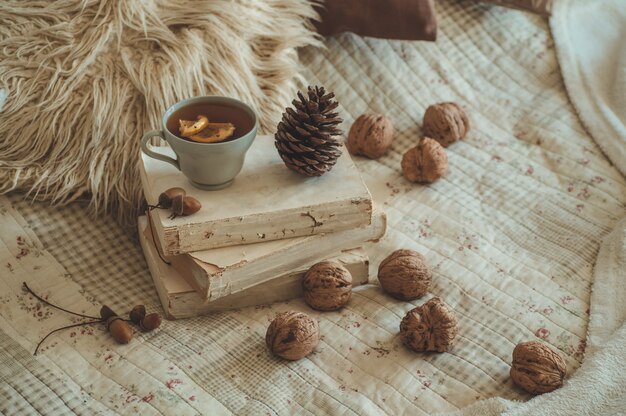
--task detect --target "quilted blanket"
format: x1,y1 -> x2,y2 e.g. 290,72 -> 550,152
1,0 -> 626,414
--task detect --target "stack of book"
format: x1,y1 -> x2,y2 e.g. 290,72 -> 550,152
138,135 -> 386,319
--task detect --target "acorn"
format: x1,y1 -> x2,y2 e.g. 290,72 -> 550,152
100,305 -> 133,344
140,313 -> 162,331
169,194 -> 201,219
157,187 -> 186,209
128,304 -> 162,331
129,305 -> 146,325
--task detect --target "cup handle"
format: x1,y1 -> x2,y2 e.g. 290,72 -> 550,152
140,130 -> 180,170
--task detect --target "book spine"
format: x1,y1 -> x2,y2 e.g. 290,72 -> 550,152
202,211 -> 385,300
169,251 -> 370,319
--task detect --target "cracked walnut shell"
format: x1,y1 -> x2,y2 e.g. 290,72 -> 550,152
378,249 -> 431,300
400,297 -> 458,353
303,261 -> 353,311
422,102 -> 470,147
266,311 -> 320,360
347,113 -> 394,159
510,341 -> 566,394
401,138 -> 448,183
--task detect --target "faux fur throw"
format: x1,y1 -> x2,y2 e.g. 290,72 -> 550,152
0,0 -> 320,223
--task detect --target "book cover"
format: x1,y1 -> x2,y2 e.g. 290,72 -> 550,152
139,136 -> 373,255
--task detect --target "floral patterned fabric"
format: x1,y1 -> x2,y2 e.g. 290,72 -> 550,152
2,0 -> 626,414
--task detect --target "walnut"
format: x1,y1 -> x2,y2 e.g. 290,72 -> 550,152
378,249 -> 431,300
510,341 -> 567,394
303,261 -> 352,311
347,113 -> 394,159
422,102 -> 470,147
400,297 -> 458,352
401,138 -> 448,183
265,311 -> 320,360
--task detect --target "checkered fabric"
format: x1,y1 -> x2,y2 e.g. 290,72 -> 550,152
2,0 -> 626,414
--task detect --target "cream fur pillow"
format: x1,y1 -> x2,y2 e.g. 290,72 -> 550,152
0,1 -> 320,223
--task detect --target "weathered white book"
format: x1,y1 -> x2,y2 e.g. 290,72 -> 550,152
140,135 -> 373,256
145,209 -> 386,300
138,217 -> 370,319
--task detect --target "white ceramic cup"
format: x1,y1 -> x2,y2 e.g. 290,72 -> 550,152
141,96 -> 258,190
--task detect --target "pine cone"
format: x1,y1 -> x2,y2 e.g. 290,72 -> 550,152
275,86 -> 343,176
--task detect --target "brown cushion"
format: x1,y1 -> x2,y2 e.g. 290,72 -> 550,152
315,0 -> 437,41
480,0 -> 552,15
